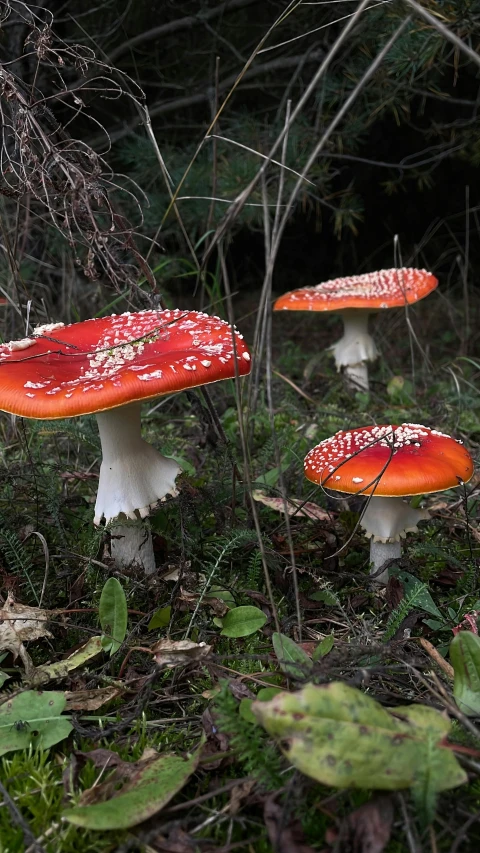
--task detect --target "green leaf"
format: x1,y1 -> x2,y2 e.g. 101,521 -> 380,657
239,698 -> 256,724
393,571 -> 442,619
411,734 -> 443,827
99,577 -> 128,655
313,635 -> 334,661
30,636 -> 104,686
450,631 -> 480,716
252,682 -> 466,794
148,606 -> 172,631
168,455 -> 196,476
210,586 -> 236,610
272,632 -> 313,679
308,589 -> 341,606
239,688 -> 282,725
0,690 -> 72,755
423,619 -> 446,631
0,671 -> 10,688
386,375 -> 414,405
220,606 -> 267,638
63,749 -> 200,830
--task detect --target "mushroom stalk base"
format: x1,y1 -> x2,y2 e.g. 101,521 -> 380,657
94,402 -> 180,573
110,521 -> 156,575
369,540 -> 402,584
330,310 -> 378,392
344,362 -> 370,393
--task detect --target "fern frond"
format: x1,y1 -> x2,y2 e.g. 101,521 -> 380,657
0,529 -> 38,603
383,582 -> 430,642
214,681 -> 284,789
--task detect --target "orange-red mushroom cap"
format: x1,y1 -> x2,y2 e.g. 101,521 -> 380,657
0,309 -> 251,419
304,424 -> 473,497
274,268 -> 438,312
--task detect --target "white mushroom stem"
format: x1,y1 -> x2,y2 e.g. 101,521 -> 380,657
343,362 -> 370,394
330,310 -> 378,392
94,402 -> 180,574
369,540 -> 402,585
109,521 -> 156,575
360,496 -> 430,584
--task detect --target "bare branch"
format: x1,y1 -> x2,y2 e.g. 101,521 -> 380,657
106,0 -> 259,63
88,49 -> 325,148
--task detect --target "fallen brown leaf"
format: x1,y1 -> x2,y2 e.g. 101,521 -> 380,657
152,638 -> 211,668
337,795 -> 394,853
253,491 -> 331,522
228,779 -> 256,815
0,595 -> 52,675
385,576 -> 404,610
0,595 -> 51,644
202,707 -> 230,768
148,827 -> 197,852
177,588 -> 228,617
63,748 -> 128,795
264,795 -> 316,853
228,679 -> 255,701
64,686 -> 123,711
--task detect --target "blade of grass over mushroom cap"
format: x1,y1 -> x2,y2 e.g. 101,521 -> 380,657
304,424 -> 473,584
0,309 -> 251,573
273,268 -> 438,391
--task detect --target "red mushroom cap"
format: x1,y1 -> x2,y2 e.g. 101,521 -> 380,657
304,424 -> 473,497
274,268 -> 438,312
0,309 -> 251,419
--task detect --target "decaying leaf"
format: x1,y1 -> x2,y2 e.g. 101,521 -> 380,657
253,491 -> 330,521
64,686 -> 123,711
252,682 -> 467,793
177,588 -> 229,617
228,780 -> 256,815
149,826 -> 197,852
338,795 -> 394,853
0,595 -> 51,644
63,746 -> 202,830
28,636 -> 104,687
264,795 -> 316,853
152,639 -> 211,668
0,595 -> 52,675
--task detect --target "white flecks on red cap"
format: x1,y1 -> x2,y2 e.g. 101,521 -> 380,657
304,423 -> 473,497
274,268 -> 438,312
0,308 -> 252,419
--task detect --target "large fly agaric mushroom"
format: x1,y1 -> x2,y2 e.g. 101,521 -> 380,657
274,268 -> 438,391
304,423 -> 473,584
0,310 -> 251,573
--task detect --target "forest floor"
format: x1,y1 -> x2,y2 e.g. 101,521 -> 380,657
0,286 -> 479,853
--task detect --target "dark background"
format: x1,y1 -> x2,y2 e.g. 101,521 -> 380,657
1,0 -> 479,309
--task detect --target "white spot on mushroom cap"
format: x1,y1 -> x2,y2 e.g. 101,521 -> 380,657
138,370 -> 163,381
0,308 -> 252,415
7,338 -> 35,351
276,268 -> 437,310
33,322 -> 65,336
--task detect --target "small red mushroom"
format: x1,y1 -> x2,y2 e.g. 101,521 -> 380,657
0,309 -> 251,572
304,423 -> 473,583
274,268 -> 438,391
